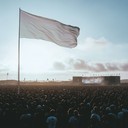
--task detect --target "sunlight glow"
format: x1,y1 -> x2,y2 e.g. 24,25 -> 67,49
20,39 -> 71,73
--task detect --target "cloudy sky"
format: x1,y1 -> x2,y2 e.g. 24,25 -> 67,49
0,0 -> 128,81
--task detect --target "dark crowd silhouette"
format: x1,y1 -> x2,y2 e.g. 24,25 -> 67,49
0,84 -> 128,128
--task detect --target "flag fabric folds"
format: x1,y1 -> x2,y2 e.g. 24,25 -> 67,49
20,10 -> 80,48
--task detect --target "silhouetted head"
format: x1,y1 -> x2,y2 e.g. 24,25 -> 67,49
50,109 -> 56,116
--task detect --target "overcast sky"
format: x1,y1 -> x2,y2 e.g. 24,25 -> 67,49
0,0 -> 128,80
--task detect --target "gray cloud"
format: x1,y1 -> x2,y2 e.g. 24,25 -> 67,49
53,62 -> 66,70
95,63 -> 107,71
105,63 -> 119,71
53,59 -> 128,72
120,63 -> 128,71
72,59 -> 89,70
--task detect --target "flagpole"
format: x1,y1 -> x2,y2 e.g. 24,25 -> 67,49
18,8 -> 21,94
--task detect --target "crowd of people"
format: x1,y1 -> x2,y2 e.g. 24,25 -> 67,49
0,84 -> 128,128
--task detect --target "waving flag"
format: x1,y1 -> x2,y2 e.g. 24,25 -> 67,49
20,9 -> 80,48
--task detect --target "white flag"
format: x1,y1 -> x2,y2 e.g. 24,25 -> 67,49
20,10 -> 80,48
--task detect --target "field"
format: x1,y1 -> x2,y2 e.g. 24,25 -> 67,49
0,83 -> 128,128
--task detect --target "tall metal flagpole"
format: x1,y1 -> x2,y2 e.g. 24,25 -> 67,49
18,8 -> 21,94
